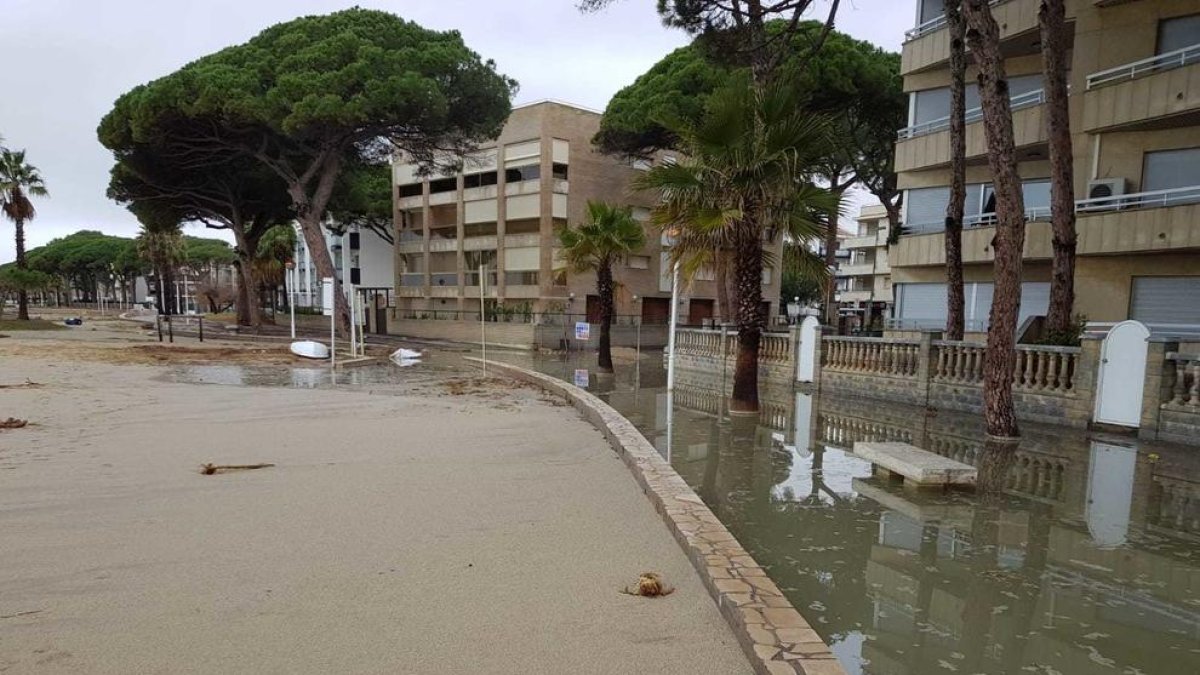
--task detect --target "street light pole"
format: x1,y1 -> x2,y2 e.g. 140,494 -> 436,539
667,262 -> 680,393
285,260 -> 296,339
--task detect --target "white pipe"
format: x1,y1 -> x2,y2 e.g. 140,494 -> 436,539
480,264 -> 487,375
1091,134 -> 1101,181
667,262 -> 680,392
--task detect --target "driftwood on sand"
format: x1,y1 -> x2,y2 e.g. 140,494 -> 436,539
200,463 -> 275,475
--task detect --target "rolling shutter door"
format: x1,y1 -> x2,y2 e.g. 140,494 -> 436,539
896,283 -> 946,328
904,187 -> 950,233
1131,277 -> 1200,325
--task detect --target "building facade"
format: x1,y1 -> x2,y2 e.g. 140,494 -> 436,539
290,223 -> 395,310
836,204 -> 894,331
389,100 -> 781,326
890,0 -> 1200,332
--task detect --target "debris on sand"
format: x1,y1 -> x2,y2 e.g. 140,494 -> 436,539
621,572 -> 675,598
200,462 -> 275,475
0,380 -> 43,389
0,418 -> 28,430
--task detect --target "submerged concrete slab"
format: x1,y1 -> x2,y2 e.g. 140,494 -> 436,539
852,442 -> 977,487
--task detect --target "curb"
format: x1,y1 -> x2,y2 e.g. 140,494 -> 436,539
467,357 -> 847,675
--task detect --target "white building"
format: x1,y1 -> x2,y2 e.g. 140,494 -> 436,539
291,223 -> 395,311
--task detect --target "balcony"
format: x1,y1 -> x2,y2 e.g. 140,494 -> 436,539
397,240 -> 424,254
428,238 -> 457,253
901,0 -> 1040,75
463,236 -> 498,251
1083,45 -> 1200,132
836,290 -> 872,303
503,233 -> 541,248
895,90 -> 1048,172
837,262 -> 876,277
842,234 -> 880,250
891,185 -> 1200,267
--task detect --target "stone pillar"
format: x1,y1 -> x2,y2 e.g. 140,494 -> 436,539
1073,336 -> 1103,425
916,330 -> 939,406
1138,338 -> 1179,440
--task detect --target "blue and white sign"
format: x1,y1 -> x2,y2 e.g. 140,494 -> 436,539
573,369 -> 590,388
574,321 -> 591,341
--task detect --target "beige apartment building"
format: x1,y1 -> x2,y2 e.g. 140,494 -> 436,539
836,204 -> 894,331
889,0 -> 1200,332
389,101 -> 782,327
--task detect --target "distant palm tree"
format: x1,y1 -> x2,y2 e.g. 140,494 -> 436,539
137,226 -> 185,315
0,150 -> 49,320
637,76 -> 836,413
557,201 -> 647,372
251,224 -> 297,317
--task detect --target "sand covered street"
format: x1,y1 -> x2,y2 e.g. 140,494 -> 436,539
0,331 -> 747,674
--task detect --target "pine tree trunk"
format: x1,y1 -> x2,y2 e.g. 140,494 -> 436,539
964,0 -> 1026,439
730,229 -> 765,414
232,230 -> 263,328
945,1 -> 967,341
822,202 -> 840,328
288,153 -> 350,337
1040,0 -> 1077,336
597,262 -> 614,372
15,217 -> 29,320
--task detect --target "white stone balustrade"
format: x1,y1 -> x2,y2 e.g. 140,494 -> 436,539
1167,353 -> 1200,408
823,337 -> 920,377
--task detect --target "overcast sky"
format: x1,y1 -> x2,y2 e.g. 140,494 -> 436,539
0,0 -> 909,264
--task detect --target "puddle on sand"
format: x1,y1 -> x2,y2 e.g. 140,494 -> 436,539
157,349 -> 476,393
506,350 -> 1200,675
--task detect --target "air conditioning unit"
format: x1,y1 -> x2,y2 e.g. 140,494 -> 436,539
1086,178 -> 1127,211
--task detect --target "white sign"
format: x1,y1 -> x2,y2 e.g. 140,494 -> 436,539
573,369 -> 589,388
321,277 -> 334,316
574,321 -> 591,341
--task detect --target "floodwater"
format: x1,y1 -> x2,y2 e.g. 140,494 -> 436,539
511,350 -> 1200,675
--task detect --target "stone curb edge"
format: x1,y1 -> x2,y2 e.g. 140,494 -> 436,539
467,358 -> 847,675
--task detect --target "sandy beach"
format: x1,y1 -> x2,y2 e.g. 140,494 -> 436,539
0,328 -> 747,674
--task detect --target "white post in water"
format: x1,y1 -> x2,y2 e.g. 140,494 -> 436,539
666,262 -> 680,392
322,276 -> 335,368
348,285 -> 357,358
480,264 -> 487,375
285,261 -> 296,339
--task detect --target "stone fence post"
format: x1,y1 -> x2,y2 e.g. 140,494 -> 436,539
1139,338 -> 1179,440
1073,336 -> 1103,425
916,330 -> 939,405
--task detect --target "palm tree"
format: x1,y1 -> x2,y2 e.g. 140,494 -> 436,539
136,226 -> 185,314
637,76 -> 836,413
0,150 -> 49,320
251,224 -> 297,318
557,201 -> 646,372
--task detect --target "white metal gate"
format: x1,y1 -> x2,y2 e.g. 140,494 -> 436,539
796,315 -> 819,383
1093,320 -> 1151,427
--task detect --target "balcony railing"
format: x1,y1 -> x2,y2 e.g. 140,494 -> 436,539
904,0 -> 1008,41
1076,185 -> 1200,213
1086,43 -> 1200,90
430,273 -> 458,287
898,88 -> 1047,140
902,185 -> 1200,235
399,273 -> 424,287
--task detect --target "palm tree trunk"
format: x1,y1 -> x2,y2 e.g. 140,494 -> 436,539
731,229 -> 765,414
1040,0 -> 1077,336
597,262 -> 614,372
965,0 -> 1026,439
714,250 -> 732,324
945,1 -> 967,340
822,203 -> 840,328
14,217 -> 29,320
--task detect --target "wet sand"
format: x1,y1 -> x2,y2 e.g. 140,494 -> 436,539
0,333 -> 748,674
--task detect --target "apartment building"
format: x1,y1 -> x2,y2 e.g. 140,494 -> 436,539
290,223 -> 394,310
890,0 -> 1200,332
835,204 -> 894,331
390,101 -> 776,326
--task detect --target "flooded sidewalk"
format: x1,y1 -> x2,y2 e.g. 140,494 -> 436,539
0,345 -> 748,674
505,349 -> 1200,675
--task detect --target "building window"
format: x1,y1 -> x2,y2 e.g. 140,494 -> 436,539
348,232 -> 360,250
1158,14 -> 1200,55
397,183 -> 421,198
627,255 -> 650,270
429,177 -> 457,194
552,163 -> 569,180
464,171 -> 498,189
1142,147 -> 1200,193
505,164 -> 540,183
917,0 -> 944,24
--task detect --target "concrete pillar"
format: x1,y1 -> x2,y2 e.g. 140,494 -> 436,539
1074,336 -> 1103,425
1138,338 -> 1179,440
916,330 -> 940,406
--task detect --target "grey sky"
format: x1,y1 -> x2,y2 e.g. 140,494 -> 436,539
0,0 -> 909,263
